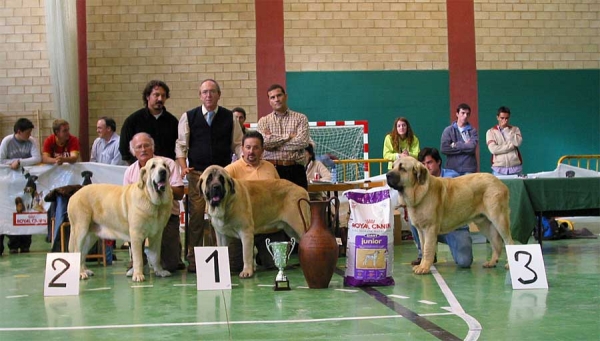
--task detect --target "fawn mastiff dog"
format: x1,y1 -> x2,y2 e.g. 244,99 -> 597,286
386,157 -> 514,274
67,158 -> 173,282
199,165 -> 310,278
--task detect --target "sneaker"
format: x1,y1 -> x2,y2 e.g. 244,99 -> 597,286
9,249 -> 18,254
20,248 -> 30,253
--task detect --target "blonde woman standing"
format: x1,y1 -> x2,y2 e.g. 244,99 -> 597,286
383,117 -> 420,169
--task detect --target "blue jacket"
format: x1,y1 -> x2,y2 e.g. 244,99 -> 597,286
440,122 -> 478,173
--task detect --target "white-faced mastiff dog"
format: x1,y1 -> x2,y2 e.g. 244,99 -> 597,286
386,157 -> 514,274
199,165 -> 310,278
67,158 -> 173,282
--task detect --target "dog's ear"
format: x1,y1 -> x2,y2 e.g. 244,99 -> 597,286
24,172 -> 30,179
30,175 -> 38,182
138,167 -> 147,189
414,164 -> 428,185
227,177 -> 235,195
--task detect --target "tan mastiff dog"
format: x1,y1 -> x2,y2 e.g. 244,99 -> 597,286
386,157 -> 514,274
67,158 -> 173,282
199,165 -> 310,278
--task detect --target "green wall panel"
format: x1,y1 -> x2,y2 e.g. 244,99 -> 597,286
287,71 -> 450,175
478,69 -> 600,174
287,69 -> 599,175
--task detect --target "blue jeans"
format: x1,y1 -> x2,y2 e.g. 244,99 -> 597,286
410,224 -> 473,268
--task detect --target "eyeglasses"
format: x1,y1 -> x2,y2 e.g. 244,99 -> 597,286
133,143 -> 153,151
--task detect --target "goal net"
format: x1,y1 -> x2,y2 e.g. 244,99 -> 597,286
247,120 -> 369,181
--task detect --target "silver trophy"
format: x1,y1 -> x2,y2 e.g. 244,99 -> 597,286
266,237 -> 296,291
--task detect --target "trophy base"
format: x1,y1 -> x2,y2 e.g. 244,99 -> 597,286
274,279 -> 291,291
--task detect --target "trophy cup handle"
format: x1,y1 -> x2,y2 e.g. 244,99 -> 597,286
287,237 -> 296,260
265,238 -> 274,258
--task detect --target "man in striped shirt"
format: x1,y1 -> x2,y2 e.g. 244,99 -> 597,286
257,84 -> 310,189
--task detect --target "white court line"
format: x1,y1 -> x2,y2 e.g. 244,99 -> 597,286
173,284 -> 195,287
0,314 -> 411,332
388,295 -> 409,299
85,287 -> 111,291
430,266 -> 482,341
418,300 -> 437,305
130,285 -> 153,288
335,289 -> 359,293
6,295 -> 29,299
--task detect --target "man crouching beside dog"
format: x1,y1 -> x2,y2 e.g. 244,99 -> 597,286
386,154 -> 515,275
67,133 -> 183,282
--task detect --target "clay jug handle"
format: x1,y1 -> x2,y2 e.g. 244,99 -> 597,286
297,197 -> 310,232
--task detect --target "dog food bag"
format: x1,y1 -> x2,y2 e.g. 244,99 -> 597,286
343,187 -> 395,286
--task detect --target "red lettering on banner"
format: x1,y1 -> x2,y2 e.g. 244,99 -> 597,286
13,212 -> 48,226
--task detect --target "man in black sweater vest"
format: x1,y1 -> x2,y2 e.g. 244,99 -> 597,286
119,80 -> 179,165
176,79 -> 243,273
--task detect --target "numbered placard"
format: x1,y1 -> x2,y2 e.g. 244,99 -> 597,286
194,247 -> 232,291
43,253 -> 81,296
506,244 -> 548,290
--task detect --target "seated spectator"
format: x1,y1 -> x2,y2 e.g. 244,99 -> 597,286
42,119 -> 80,165
383,117 -> 420,170
0,118 -> 41,255
90,117 -> 127,165
303,144 -> 331,200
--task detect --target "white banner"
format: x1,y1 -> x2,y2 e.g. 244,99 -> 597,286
0,163 -> 126,235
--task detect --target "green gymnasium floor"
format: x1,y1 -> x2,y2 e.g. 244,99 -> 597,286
0,235 -> 598,341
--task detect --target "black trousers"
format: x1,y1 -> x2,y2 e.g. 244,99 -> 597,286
8,235 -> 32,251
275,164 -> 308,189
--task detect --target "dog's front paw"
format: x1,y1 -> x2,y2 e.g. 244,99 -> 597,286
131,273 -> 146,282
80,269 -> 94,280
482,261 -> 498,268
238,268 -> 254,278
154,269 -> 171,278
412,265 -> 431,275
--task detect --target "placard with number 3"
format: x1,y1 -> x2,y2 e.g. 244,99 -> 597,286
43,253 -> 81,296
194,246 -> 232,291
506,244 -> 548,290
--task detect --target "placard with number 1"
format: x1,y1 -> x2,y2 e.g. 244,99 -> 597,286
194,246 -> 232,291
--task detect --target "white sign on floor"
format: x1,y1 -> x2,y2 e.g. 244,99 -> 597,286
506,244 -> 548,290
43,253 -> 81,296
194,247 -> 232,291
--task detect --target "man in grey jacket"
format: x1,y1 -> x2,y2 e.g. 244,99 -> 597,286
440,103 -> 478,175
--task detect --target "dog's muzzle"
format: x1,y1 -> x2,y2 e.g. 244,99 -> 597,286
386,172 -> 403,192
154,168 -> 168,192
207,182 -> 225,207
